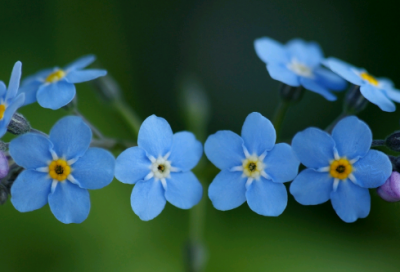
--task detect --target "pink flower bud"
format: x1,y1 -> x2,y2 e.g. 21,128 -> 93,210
377,171 -> 400,202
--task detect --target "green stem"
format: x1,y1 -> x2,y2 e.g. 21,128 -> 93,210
112,99 -> 142,139
71,108 -> 105,139
272,100 -> 291,140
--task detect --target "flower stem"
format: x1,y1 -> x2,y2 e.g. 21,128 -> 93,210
371,139 -> 386,147
112,99 -> 142,140
325,111 -> 349,134
71,108 -> 105,139
272,99 -> 291,140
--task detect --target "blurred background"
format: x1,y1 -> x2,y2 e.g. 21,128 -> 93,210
1,0 -> 400,271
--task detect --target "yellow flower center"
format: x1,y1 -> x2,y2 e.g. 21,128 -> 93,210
329,158 -> 353,180
360,72 -> 378,86
0,104 -> 6,120
45,70 -> 66,83
242,155 -> 265,179
49,159 -> 71,181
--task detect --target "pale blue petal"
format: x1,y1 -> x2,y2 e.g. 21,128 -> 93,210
11,170 -> 51,212
71,148 -> 115,190
377,78 -> 394,89
285,39 -> 323,67
331,116 -> 371,160
314,67 -> 347,91
169,132 -> 203,171
0,93 -> 25,137
50,116 -> 92,160
64,55 -> 96,71
0,81 -> 6,98
65,69 -> 107,84
300,77 -> 337,101
246,178 -> 287,216
330,180 -> 370,223
254,37 -> 289,64
48,181 -> 91,224
352,150 -> 392,188
9,133 -> 53,169
138,115 -> 173,158
204,131 -> 244,170
385,88 -> 400,103
208,170 -> 247,210
131,179 -> 166,221
360,84 -> 395,112
264,143 -> 300,183
324,58 -> 363,86
115,146 -> 151,185
291,128 -> 334,169
290,169 -> 333,205
267,64 -> 300,86
18,81 -> 41,105
6,61 -> 22,100
21,68 -> 53,86
165,172 -> 203,209
37,80 -> 76,110
241,112 -> 276,155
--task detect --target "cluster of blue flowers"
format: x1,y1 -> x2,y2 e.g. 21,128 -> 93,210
1,36 -> 399,225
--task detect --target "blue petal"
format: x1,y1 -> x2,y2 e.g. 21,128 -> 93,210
48,181 -> 90,224
138,115 -> 173,158
131,179 -> 166,221
165,172 -> 203,209
291,128 -> 335,169
263,143 -> 300,183
0,93 -> 25,137
71,147 -> 115,190
241,112 -> 276,155
360,84 -> 395,112
21,68 -> 53,86
169,131 -> 203,171
254,37 -> 289,64
37,80 -> 76,110
267,64 -> 300,86
9,133 -> 53,169
300,77 -> 337,101
385,88 -> 400,103
0,81 -> 6,98
324,58 -> 363,86
246,178 -> 287,216
285,39 -> 323,68
65,69 -> 107,84
352,150 -> 392,188
314,67 -> 347,91
64,55 -> 96,71
6,61 -> 22,100
290,169 -> 333,205
18,81 -> 41,105
377,78 -> 394,88
331,116 -> 371,160
11,170 -> 51,212
49,116 -> 92,160
208,170 -> 247,210
330,180 -> 370,223
204,131 -> 244,170
115,146 -> 151,185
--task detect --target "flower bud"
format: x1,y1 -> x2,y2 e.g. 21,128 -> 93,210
343,85 -> 368,114
7,112 -> 31,135
279,84 -> 304,102
0,151 -> 9,179
385,131 -> 400,152
377,171 -> 400,202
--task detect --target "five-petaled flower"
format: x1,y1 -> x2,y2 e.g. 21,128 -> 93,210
115,115 -> 203,221
10,116 -> 115,224
290,116 -> 392,223
18,55 -> 107,110
254,37 -> 347,101
205,112 -> 300,216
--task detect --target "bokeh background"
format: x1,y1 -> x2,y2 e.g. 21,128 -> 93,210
1,0 -> 400,271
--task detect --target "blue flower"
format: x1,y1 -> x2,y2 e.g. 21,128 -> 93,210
290,116 -> 392,223
205,112 -> 300,216
9,116 -> 115,224
115,115 -> 203,221
325,57 -> 400,112
254,37 -> 347,101
0,61 -> 25,137
18,55 -> 107,110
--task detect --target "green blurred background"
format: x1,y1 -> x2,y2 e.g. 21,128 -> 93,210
1,0 -> 400,271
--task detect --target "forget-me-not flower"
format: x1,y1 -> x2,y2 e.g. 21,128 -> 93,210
254,37 -> 347,101
324,57 -> 400,112
0,61 -> 25,137
205,112 -> 299,216
18,55 -> 107,110
10,116 -> 115,224
290,116 -> 392,223
115,115 -> 203,221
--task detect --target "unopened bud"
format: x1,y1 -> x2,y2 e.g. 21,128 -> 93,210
343,85 -> 368,114
377,171 -> 400,202
7,112 -> 31,135
0,151 -> 9,179
385,131 -> 400,152
279,84 -> 304,102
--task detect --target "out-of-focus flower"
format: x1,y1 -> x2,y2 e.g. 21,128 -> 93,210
205,112 -> 299,216
9,116 -> 115,224
19,55 -> 107,110
115,115 -> 203,221
290,116 -> 392,223
377,171 -> 400,202
254,37 -> 346,101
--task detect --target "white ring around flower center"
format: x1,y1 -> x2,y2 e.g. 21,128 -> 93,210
151,156 -> 172,179
287,59 -> 313,78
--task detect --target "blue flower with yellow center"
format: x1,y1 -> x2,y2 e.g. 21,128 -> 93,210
290,116 -> 392,223
115,115 -> 203,221
324,57 -> 400,112
205,112 -> 300,216
18,55 -> 107,110
254,37 -> 347,101
0,61 -> 25,137
9,116 -> 115,224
